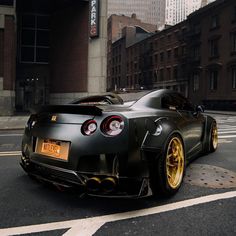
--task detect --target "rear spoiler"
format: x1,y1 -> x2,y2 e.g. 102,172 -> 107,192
33,105 -> 103,116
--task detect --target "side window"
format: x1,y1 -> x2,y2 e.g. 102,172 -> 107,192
161,95 -> 175,110
162,93 -> 194,111
172,94 -> 194,112
162,95 -> 170,109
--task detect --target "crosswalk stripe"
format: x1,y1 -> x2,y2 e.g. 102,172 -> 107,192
218,135 -> 236,139
0,134 -> 23,137
216,115 -> 236,143
218,125 -> 236,127
218,131 -> 236,134
0,151 -> 21,157
218,128 -> 236,131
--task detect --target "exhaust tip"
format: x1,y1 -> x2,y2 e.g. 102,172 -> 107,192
86,177 -> 101,192
101,177 -> 117,193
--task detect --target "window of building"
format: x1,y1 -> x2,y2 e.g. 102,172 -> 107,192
182,27 -> 187,35
210,15 -> 219,29
160,52 -> 164,62
174,66 -> 178,79
232,6 -> 236,22
209,70 -> 218,90
149,56 -> 153,65
160,68 -> 164,81
209,39 -> 219,58
150,42 -> 153,51
20,14 -> 50,63
155,40 -> 158,50
174,30 -> 179,39
153,70 -> 158,82
167,49 -> 171,60
154,54 -> 158,64
181,45 -> 186,56
149,71 -> 152,82
192,45 -> 200,60
118,76 -> 121,88
191,23 -> 201,34
174,47 -> 179,58
193,73 -> 200,92
167,68 -> 171,80
231,32 -> 236,54
232,68 -> 236,89
160,36 -> 164,46
167,34 -> 171,42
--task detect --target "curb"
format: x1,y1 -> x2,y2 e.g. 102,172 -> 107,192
0,128 -> 24,131
205,111 -> 236,116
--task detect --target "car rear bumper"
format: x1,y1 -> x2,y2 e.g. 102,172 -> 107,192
20,158 -> 153,198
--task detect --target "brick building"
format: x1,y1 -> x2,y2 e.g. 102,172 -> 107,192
187,0 -> 236,109
0,0 -> 107,115
110,26 -> 154,91
110,20 -> 188,95
109,0 -> 236,110
107,14 -> 157,91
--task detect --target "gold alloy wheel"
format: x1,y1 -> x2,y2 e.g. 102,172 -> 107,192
166,137 -> 184,189
212,123 -> 218,150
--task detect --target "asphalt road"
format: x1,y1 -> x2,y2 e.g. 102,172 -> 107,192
0,114 -> 236,236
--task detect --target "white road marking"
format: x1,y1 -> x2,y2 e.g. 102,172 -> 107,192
218,128 -> 236,131
63,222 -> 105,236
218,139 -> 232,144
0,151 -> 21,157
0,134 -> 22,137
218,135 -> 236,139
217,116 -> 236,142
218,131 -> 236,134
0,191 -> 236,236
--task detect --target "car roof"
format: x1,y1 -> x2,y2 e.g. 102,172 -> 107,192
131,89 -> 174,109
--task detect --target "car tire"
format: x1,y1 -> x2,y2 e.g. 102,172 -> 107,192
209,122 -> 218,153
152,134 -> 185,196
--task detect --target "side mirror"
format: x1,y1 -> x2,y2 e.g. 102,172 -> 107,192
196,105 -> 205,113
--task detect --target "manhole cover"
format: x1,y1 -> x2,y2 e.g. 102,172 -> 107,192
184,164 -> 236,189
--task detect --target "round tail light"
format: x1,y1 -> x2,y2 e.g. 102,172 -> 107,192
81,120 -> 97,136
101,116 -> 124,136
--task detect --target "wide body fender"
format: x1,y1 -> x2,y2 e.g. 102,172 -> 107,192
202,115 -> 216,153
141,117 -> 185,158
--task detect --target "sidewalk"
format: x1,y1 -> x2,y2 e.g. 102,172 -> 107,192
0,116 -> 29,130
0,110 -> 235,131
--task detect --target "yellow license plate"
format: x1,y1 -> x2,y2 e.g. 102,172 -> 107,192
42,142 -> 61,157
35,139 -> 70,161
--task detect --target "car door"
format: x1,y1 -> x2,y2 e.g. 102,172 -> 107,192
170,93 -> 205,157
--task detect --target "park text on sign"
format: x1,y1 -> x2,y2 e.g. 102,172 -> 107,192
89,0 -> 99,38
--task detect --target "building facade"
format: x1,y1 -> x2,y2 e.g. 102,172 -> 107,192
0,0 -> 15,115
126,21 -> 188,96
108,0 -> 166,29
109,0 -> 236,110
187,0 -> 236,109
0,0 -> 108,115
107,14 -> 157,91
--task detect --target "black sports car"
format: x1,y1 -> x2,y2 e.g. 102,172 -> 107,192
20,89 -> 218,198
